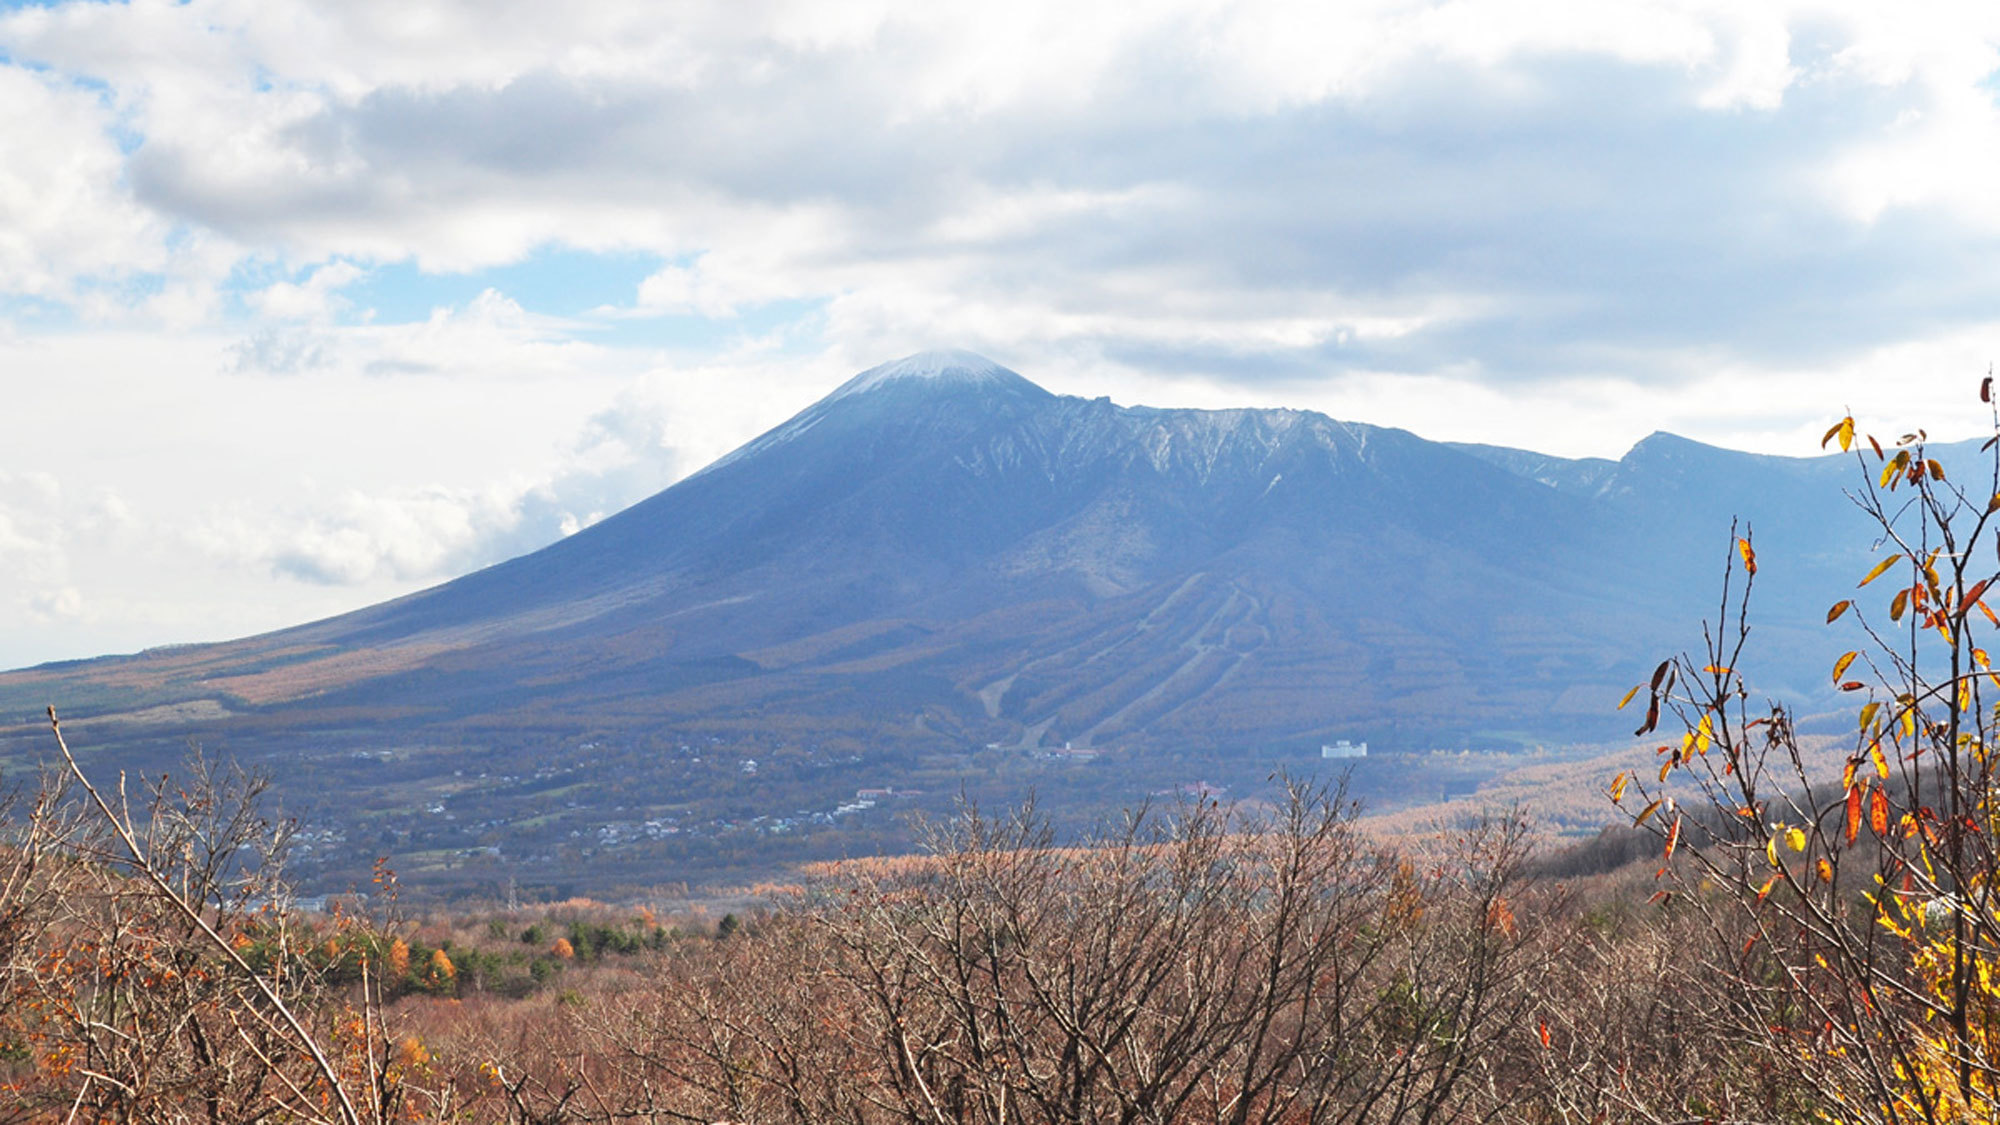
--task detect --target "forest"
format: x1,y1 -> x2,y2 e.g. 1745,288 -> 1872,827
5,408 -> 2000,1124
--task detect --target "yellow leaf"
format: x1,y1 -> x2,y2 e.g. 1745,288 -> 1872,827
1891,588 -> 1910,622
1767,835 -> 1780,866
1635,798 -> 1663,827
1871,740 -> 1890,779
1860,554 -> 1902,587
1658,760 -> 1672,783
1787,826 -> 1807,852
1817,858 -> 1833,882
1610,771 -> 1630,803
1738,537 -> 1757,576
1833,651 -> 1858,683
1757,874 -> 1779,902
1828,599 -> 1852,623
1616,683 -> 1641,710
1840,417 -> 1855,452
1859,701 -> 1881,730
1881,457 -> 1902,489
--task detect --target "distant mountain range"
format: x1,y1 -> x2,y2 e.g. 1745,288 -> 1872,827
0,351 -> 1908,891
3,350 -> 1892,750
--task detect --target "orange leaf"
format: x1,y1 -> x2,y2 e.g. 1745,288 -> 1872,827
1665,814 -> 1682,860
1738,537 -> 1757,576
1610,771 -> 1630,803
1871,788 -> 1890,836
1817,857 -> 1833,883
1965,579 -> 1991,615
1828,599 -> 1852,623
1845,784 -> 1864,845
1833,651 -> 1859,683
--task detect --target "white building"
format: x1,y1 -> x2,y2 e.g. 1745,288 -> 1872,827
1321,740 -> 1368,759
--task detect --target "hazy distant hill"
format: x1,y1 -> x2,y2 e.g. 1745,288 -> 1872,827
0,351 -> 1905,892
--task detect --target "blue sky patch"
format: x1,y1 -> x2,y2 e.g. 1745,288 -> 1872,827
340,247 -> 665,324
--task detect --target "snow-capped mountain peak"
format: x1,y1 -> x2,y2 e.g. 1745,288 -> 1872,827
826,349 -> 1037,401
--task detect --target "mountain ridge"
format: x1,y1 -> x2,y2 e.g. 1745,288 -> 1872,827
0,350 -> 1902,892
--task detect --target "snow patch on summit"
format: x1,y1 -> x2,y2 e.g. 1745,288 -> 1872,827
827,349 -> 1026,401
691,350 -> 1040,480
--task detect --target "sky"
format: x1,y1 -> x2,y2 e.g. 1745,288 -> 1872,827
6,0 -> 2000,668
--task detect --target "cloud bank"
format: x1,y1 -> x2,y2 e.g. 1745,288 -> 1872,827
3,0 -> 2000,664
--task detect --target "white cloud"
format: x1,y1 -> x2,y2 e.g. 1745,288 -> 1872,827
0,66 -> 164,299
248,259 -> 365,321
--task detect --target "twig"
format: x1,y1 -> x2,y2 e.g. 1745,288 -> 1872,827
46,706 -> 364,1125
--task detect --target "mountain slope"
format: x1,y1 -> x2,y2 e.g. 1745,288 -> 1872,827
2,352 -> 1882,746
0,351 -> 1898,892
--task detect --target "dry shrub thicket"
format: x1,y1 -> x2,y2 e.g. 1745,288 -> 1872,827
21,399 -> 2000,1123
0,718 -> 1801,1124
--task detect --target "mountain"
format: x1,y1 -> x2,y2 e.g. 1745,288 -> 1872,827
0,352 -> 1895,894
